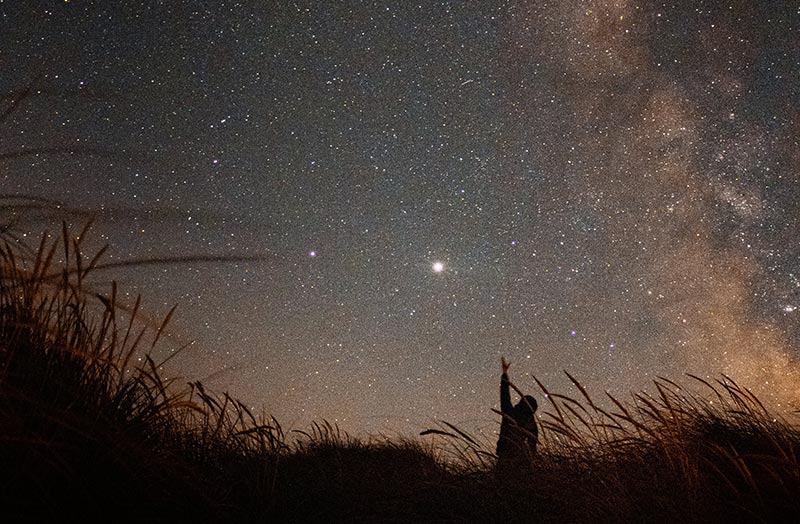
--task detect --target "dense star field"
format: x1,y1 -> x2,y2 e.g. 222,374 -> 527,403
2,1 -> 798,435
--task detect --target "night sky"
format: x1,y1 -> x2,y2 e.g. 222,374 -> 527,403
2,1 -> 799,436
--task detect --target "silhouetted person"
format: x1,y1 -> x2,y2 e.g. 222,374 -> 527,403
496,357 -> 538,470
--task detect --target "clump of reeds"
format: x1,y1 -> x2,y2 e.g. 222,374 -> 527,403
425,371 -> 800,523
0,225 -> 286,522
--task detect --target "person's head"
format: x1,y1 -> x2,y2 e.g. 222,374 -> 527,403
515,395 -> 538,418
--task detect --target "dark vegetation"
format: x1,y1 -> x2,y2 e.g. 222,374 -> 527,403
2,224 -> 800,524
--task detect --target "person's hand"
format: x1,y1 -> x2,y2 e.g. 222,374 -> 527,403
501,356 -> 510,374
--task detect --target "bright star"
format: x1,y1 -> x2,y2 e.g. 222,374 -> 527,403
432,261 -> 444,273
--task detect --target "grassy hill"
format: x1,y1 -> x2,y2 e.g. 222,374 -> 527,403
2,228 -> 800,523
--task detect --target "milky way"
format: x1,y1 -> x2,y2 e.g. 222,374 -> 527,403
2,1 -> 799,435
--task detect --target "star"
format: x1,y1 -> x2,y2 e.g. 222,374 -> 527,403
432,261 -> 444,273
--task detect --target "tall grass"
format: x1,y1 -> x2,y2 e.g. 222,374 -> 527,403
2,225 -> 800,523
424,371 -> 800,523
0,226 -> 283,522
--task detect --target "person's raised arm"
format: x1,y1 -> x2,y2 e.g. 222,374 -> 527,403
500,356 -> 512,414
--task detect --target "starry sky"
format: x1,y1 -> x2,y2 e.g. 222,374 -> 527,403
2,1 -> 799,436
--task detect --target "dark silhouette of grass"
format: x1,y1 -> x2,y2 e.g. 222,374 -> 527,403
2,227 -> 800,524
